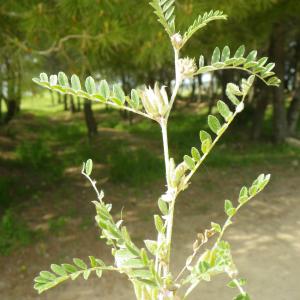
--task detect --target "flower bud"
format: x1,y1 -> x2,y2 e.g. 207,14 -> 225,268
171,33 -> 183,49
170,162 -> 187,188
141,83 -> 169,118
178,57 -> 197,79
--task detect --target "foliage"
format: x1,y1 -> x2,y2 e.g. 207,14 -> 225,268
0,209 -> 34,255
32,1 -> 279,299
109,148 -> 163,187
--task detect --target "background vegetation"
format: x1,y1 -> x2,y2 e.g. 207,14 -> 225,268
0,1 -> 299,299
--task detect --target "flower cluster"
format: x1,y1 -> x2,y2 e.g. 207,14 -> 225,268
141,83 -> 169,118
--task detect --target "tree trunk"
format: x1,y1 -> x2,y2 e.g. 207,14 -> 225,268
4,100 -> 18,123
70,95 -> 76,113
287,87 -> 300,136
83,99 -> 97,137
191,78 -> 196,102
77,97 -> 81,111
57,92 -> 62,104
50,90 -> 55,106
270,22 -> 287,143
251,82 -> 269,140
287,35 -> 300,136
0,96 -> 2,121
63,94 -> 69,111
197,74 -> 202,102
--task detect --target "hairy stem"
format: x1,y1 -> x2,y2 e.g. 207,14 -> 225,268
166,48 -> 181,120
161,118 -> 170,186
158,47 -> 181,279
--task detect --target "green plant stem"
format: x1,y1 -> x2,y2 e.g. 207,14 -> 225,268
233,278 -> 246,295
81,169 -> 103,204
159,46 -> 182,279
216,193 -> 255,244
183,96 -> 246,188
166,48 -> 181,120
161,118 -> 170,186
183,279 -> 201,299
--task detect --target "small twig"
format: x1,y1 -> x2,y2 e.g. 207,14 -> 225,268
81,169 -> 103,204
175,229 -> 215,282
7,33 -> 104,56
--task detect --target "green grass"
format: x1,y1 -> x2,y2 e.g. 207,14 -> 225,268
0,210 -> 35,255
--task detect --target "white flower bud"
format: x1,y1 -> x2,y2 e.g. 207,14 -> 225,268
178,57 -> 197,79
171,33 -> 183,49
236,102 -> 244,113
140,83 -> 169,118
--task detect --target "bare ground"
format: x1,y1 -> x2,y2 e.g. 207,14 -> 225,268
1,163 -> 300,300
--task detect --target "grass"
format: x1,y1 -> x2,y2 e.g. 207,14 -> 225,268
0,210 -> 35,255
0,92 -> 299,254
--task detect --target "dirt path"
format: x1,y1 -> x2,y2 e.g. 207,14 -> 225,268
1,166 -> 300,300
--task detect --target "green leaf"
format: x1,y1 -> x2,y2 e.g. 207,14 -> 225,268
227,278 -> 247,288
89,256 -> 97,268
96,269 -> 103,278
158,198 -> 168,215
70,272 -> 81,280
249,185 -> 258,196
224,199 -> 235,216
99,80 -> 110,99
226,83 -> 241,105
73,258 -> 87,270
198,66 -> 216,73
83,269 -> 91,280
199,130 -> 212,143
201,139 -> 211,154
113,85 -> 126,104
184,155 -> 195,170
208,115 -> 221,134
217,100 -> 233,121
85,159 -> 93,176
211,47 -> 221,64
130,89 -> 140,110
221,46 -> 230,62
199,55 -> 205,68
211,222 -> 221,233
238,187 -> 248,204
62,264 -> 78,273
234,45 -> 245,58
50,264 -> 67,276
85,76 -> 96,94
39,271 -> 56,281
191,147 -> 201,161
130,269 -> 153,280
58,72 -> 69,87
199,261 -> 210,273
154,215 -> 164,233
40,73 -> 48,82
49,75 -> 57,86
144,240 -> 158,255
71,74 -> 81,91
182,11 -> 227,46
120,258 -> 145,269
257,57 -> 268,67
140,248 -> 149,265
34,276 -> 51,284
234,293 -> 250,300
246,50 -> 257,62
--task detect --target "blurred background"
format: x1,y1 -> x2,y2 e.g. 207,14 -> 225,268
0,1 -> 300,299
